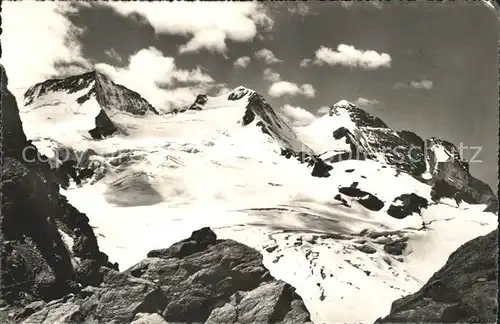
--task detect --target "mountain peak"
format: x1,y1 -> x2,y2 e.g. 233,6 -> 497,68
24,70 -> 158,116
332,99 -> 356,109
227,86 -> 255,101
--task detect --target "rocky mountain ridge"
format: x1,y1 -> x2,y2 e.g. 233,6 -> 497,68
23,70 -> 158,140
293,100 -> 497,212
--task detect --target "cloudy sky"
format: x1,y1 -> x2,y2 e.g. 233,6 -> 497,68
2,1 -> 498,188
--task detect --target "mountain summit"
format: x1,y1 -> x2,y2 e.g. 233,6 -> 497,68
296,100 -> 497,211
22,71 -> 158,139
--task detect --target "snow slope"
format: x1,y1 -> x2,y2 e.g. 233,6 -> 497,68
19,75 -> 497,324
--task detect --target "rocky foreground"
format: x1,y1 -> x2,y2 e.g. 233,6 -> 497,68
2,228 -> 312,324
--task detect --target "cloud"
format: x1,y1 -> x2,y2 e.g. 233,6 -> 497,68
281,104 -> 316,127
100,2 -> 273,54
263,68 -> 281,82
353,97 -> 379,107
268,81 -> 316,98
301,84 -> 316,98
340,1 -> 384,9
288,3 -> 313,17
105,48 -> 124,63
313,44 -> 391,69
393,80 -> 433,90
299,58 -> 312,68
95,47 -> 216,112
316,106 -> 331,115
254,48 -> 283,64
233,56 -> 251,69
2,2 -> 91,97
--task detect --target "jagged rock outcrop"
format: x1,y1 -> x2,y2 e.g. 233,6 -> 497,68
8,228 -> 312,324
0,65 -> 115,311
375,229 -> 498,323
387,193 -> 429,219
88,109 -> 118,140
426,138 -> 497,211
188,94 -> 208,111
1,157 -> 78,302
305,101 -> 496,212
317,102 -> 427,176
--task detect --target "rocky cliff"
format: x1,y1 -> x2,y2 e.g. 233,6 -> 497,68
375,229 -> 498,323
1,65 -> 116,309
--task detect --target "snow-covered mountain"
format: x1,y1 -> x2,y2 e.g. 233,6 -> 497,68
297,102 -> 497,211
22,71 -> 158,141
18,71 -> 497,323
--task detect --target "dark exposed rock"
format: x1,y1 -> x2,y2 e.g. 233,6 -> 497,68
146,227 -> 217,259
228,87 -> 249,101
311,159 -> 333,178
375,229 -> 498,323
131,228 -> 311,323
11,228 -> 312,324
327,106 -> 426,175
88,109 -> 118,139
387,193 -> 429,219
355,244 -> 377,254
242,107 -> 256,125
188,94 -> 208,111
1,66 -> 36,163
1,157 -> 78,302
383,241 -> 407,256
397,130 -> 425,150
338,187 -> 384,211
0,65 -> 112,308
426,138 -> 497,212
334,193 -> 350,207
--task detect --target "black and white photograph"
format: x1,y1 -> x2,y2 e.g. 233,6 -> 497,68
0,1 -> 498,323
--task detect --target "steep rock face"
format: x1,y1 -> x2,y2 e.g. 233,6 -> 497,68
11,228 -> 312,324
88,109 -> 118,140
302,101 -> 496,211
1,158 -> 77,302
308,101 -> 427,176
245,92 -> 314,154
426,138 -> 497,210
426,137 -> 469,174
375,229 -> 498,323
94,72 -> 159,115
1,66 -> 37,162
187,94 -> 208,111
0,65 -> 114,308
